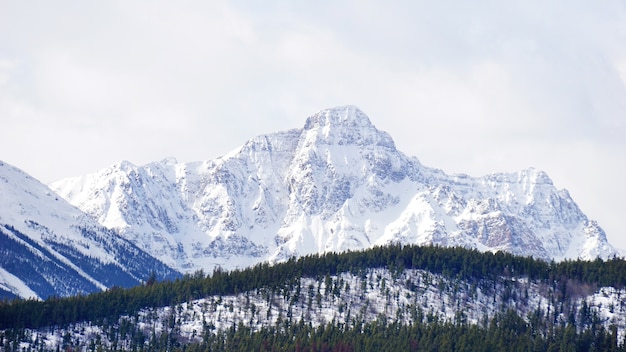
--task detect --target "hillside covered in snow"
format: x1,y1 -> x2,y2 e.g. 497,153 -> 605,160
2,245 -> 626,351
0,161 -> 180,300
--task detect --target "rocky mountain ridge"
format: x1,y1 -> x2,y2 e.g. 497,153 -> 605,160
50,106 -> 620,274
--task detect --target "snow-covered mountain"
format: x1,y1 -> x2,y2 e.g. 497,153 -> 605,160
50,106 -> 619,274
0,161 -> 180,299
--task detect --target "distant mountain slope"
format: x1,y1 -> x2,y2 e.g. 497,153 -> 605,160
50,106 -> 620,274
0,161 -> 180,299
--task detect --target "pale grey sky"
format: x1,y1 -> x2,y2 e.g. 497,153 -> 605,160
1,1 -> 625,250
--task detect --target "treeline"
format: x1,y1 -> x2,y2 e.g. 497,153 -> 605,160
7,311 -> 621,352
184,312 -> 623,352
1,244 -> 625,330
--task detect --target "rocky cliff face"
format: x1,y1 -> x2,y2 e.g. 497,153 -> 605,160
50,106 -> 620,274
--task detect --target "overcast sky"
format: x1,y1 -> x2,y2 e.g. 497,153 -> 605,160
1,1 -> 625,250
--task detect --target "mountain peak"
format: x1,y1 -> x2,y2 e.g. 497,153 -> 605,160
301,105 -> 396,149
111,160 -> 138,172
304,105 -> 371,130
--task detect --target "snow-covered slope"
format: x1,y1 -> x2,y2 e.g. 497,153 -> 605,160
50,106 -> 620,274
10,267 -> 626,350
0,161 -> 180,299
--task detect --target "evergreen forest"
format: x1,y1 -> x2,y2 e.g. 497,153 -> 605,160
1,244 -> 626,351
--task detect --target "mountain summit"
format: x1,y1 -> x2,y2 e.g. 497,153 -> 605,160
301,105 -> 396,149
50,106 -> 620,274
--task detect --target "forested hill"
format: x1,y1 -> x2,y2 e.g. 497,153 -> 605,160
2,244 -> 626,351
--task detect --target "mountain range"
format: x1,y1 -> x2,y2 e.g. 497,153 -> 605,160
0,105 -> 620,299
